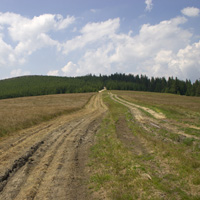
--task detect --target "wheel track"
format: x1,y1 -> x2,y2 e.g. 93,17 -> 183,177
110,93 -> 199,140
34,115 -> 102,200
105,94 -> 183,198
0,93 -> 107,200
0,118 -> 83,199
0,94 -> 99,177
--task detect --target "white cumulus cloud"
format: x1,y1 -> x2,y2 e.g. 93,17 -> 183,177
10,69 -> 30,77
148,41 -> 200,80
145,0 -> 153,12
90,9 -> 97,13
0,37 -> 13,66
172,40 -> 200,80
47,70 -> 59,76
0,13 -> 75,41
0,10 -> 199,82
181,7 -> 200,17
77,44 -> 114,75
0,12 -> 75,68
110,17 -> 190,66
62,18 -> 120,55
61,61 -> 78,76
63,16 -> 199,81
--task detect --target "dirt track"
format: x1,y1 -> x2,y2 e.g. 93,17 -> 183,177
110,92 -> 199,140
0,93 -> 107,200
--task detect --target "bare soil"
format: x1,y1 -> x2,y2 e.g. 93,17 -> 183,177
0,93 -> 107,200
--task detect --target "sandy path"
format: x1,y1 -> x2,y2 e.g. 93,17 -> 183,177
113,93 -> 165,120
0,93 -> 107,200
110,93 -> 199,140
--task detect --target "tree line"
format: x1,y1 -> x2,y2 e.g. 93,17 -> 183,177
0,74 -> 199,99
104,74 -> 200,96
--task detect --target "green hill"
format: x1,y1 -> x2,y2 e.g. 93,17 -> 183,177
0,74 -> 199,99
0,75 -> 103,99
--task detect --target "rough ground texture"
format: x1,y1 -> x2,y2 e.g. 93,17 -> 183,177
107,92 -> 200,198
110,93 -> 200,140
0,93 -> 107,200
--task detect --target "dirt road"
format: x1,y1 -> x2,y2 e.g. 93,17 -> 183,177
0,93 -> 107,200
110,92 -> 199,140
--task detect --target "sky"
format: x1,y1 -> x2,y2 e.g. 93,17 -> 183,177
0,0 -> 200,82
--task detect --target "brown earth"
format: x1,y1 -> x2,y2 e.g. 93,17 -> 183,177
0,93 -> 107,200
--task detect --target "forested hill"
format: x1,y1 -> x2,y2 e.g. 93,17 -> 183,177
0,74 -> 199,99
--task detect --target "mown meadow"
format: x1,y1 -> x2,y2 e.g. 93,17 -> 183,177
0,93 -> 94,138
89,90 -> 200,199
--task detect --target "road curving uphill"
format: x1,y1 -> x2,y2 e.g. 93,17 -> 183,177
110,92 -> 200,140
0,93 -> 107,200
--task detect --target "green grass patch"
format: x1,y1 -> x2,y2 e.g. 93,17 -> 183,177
89,93 -> 151,199
183,127 -> 200,137
89,92 -> 200,199
193,177 -> 200,185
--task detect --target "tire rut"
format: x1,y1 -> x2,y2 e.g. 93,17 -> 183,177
0,140 -> 44,192
110,93 -> 199,140
0,119 -> 83,199
0,93 -> 107,200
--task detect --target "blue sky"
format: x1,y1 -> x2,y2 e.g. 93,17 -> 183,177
0,0 -> 200,81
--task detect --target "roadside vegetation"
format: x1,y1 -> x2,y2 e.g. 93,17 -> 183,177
0,93 -> 94,138
89,91 -> 200,199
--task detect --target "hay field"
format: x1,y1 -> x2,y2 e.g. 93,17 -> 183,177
0,93 -> 94,137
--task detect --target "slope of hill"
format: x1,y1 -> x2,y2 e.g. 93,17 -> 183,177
0,73 -> 199,99
0,75 -> 103,99
0,91 -> 199,199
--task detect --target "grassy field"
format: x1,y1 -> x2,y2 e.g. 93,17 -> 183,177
0,93 -> 94,137
1,90 -> 200,199
89,91 -> 200,199
112,90 -> 200,126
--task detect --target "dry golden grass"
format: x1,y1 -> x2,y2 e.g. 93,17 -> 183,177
112,90 -> 200,112
0,93 -> 94,137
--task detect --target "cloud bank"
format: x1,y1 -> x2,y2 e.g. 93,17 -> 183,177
0,12 -> 75,67
56,16 -> 199,81
0,11 -> 199,82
